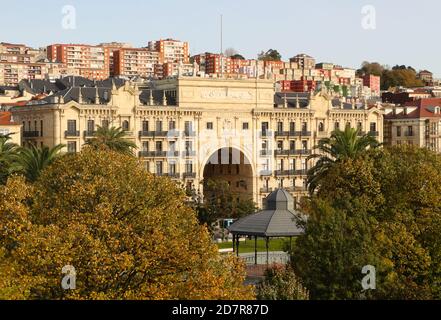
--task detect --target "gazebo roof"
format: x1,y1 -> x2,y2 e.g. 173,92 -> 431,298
227,189 -> 305,237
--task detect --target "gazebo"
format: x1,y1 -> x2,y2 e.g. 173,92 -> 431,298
227,189 -> 305,265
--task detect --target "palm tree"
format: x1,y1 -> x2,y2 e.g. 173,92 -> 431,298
85,126 -> 137,156
0,133 -> 21,184
307,126 -> 381,194
17,144 -> 65,182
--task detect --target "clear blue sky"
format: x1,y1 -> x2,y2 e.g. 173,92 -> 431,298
1,0 -> 440,76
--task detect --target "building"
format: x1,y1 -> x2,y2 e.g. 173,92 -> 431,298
99,42 -> 132,77
113,48 -> 159,78
0,111 -> 22,145
10,77 -> 383,208
363,74 -> 381,95
418,70 -> 433,86
383,98 -> 441,152
47,44 -> 110,80
290,54 -> 316,70
148,39 -> 189,65
0,62 -> 47,86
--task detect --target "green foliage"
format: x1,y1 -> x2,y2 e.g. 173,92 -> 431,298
357,61 -> 425,90
0,148 -> 254,300
231,54 -> 245,60
307,126 -> 380,194
256,264 -> 309,300
293,146 -> 441,299
0,134 -> 21,185
258,49 -> 282,61
85,126 -> 137,156
195,179 -> 257,232
16,144 -> 65,182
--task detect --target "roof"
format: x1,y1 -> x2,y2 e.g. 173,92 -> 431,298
385,99 -> 441,119
0,112 -> 18,125
227,189 -> 305,237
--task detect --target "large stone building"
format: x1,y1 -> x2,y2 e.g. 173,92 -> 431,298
11,77 -> 383,208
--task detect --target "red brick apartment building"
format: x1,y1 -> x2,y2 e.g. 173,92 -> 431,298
47,44 -> 110,80
113,48 -> 159,78
363,74 -> 381,94
148,39 -> 189,64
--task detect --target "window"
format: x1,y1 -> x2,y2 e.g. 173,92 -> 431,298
102,119 -> 109,128
142,120 -> 149,132
261,122 -> 269,134
156,120 -> 162,132
407,126 -> 413,136
357,122 -> 362,131
122,120 -> 129,131
169,140 -> 176,152
262,140 -> 268,151
156,141 -> 163,152
318,122 -> 324,132
290,140 -> 295,151
184,121 -> 193,133
370,122 -> 377,132
290,159 -> 295,170
87,120 -> 94,134
346,122 -> 351,129
397,126 -> 401,137
67,141 -> 76,153
142,141 -> 149,152
185,161 -> 193,173
207,122 -> 213,130
185,141 -> 193,152
169,120 -> 176,130
169,162 -> 176,174
302,140 -> 308,150
40,120 -> 43,137
156,161 -> 163,175
302,122 -> 307,132
67,120 -> 76,133
335,122 -> 340,130
277,140 -> 283,151
277,122 -> 283,133
242,122 -> 249,130
290,122 -> 295,133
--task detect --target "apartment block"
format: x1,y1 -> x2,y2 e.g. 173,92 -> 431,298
0,62 -> 47,86
113,48 -> 159,78
47,44 -> 110,80
363,74 -> 381,95
148,39 -> 189,64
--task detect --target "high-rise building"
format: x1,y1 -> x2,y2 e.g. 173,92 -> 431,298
99,42 -> 132,76
47,44 -> 110,80
148,39 -> 189,64
113,48 -> 159,78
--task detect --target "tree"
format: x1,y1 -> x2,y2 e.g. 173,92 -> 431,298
85,126 -> 137,156
196,179 -> 257,232
0,133 -> 20,185
224,47 -> 238,57
256,264 -> 309,300
292,146 -> 441,299
0,148 -> 254,299
307,126 -> 380,194
16,144 -> 65,183
258,49 -> 282,61
230,54 -> 245,60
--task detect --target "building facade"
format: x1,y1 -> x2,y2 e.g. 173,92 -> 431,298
0,111 -> 22,145
11,77 -> 383,208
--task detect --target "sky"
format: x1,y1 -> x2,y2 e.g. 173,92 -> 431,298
1,0 -> 440,76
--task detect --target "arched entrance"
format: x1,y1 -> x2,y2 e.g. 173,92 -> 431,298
203,147 -> 254,201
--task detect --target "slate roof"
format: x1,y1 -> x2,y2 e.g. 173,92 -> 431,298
228,189 -> 304,237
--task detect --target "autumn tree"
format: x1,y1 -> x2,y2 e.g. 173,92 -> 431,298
0,147 -> 253,300
293,146 -> 441,299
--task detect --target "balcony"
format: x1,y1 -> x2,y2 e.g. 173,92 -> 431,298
275,149 -> 311,156
294,131 -> 312,137
183,172 -> 196,179
260,150 -> 272,156
260,187 -> 273,193
274,131 -> 289,137
167,151 -> 180,157
182,150 -> 196,157
23,131 -> 39,138
83,130 -> 96,138
275,170 -> 296,176
183,131 -> 196,137
138,151 -> 167,157
259,170 -> 273,176
65,130 -> 80,138
286,186 -> 308,192
295,169 -> 308,176
259,131 -> 271,138
139,131 -> 170,138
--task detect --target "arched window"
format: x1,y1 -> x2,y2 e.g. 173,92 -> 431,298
122,120 -> 129,131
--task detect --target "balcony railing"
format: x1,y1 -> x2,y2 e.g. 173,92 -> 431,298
259,170 -> 273,176
260,187 -> 273,193
139,131 -> 169,137
182,150 -> 196,157
274,149 -> 311,156
275,131 -> 289,137
260,150 -> 272,156
183,172 -> 196,179
295,169 -> 308,176
285,186 -> 308,192
83,130 -> 96,138
183,131 -> 196,137
23,131 -> 39,138
275,170 -> 296,176
65,130 -> 80,138
138,151 -> 167,157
